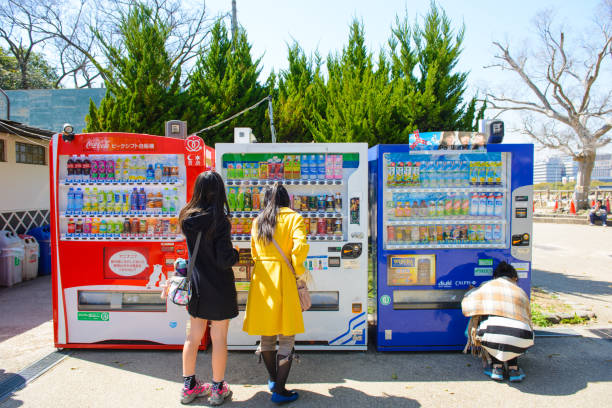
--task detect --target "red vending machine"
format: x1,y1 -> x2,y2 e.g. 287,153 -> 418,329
49,132 -> 214,349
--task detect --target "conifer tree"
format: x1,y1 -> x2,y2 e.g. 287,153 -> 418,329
85,3 -> 182,135
306,20 -> 397,144
185,19 -> 266,145
274,43 -> 325,142
389,3 -> 484,133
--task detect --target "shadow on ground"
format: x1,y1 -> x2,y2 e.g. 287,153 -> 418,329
57,336 -> 611,399
532,268 -> 612,300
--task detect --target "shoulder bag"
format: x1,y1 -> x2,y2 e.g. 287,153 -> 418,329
271,237 -> 311,311
165,231 -> 202,306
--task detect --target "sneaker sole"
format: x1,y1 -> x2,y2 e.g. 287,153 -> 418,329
509,376 -> 525,382
209,390 -> 233,406
181,390 -> 210,405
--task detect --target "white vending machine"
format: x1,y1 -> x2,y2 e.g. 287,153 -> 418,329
215,143 -> 369,350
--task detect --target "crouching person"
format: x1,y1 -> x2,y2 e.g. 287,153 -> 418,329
462,261 -> 534,382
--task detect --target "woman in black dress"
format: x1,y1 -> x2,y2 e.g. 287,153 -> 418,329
178,171 -> 239,406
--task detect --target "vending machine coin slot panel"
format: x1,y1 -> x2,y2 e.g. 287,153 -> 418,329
341,243 -> 362,259
77,290 -> 166,312
392,289 -> 467,310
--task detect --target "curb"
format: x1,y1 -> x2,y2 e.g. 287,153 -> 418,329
533,214 -> 608,226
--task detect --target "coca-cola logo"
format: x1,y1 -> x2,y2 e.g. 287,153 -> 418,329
85,138 -> 110,150
185,135 -> 203,152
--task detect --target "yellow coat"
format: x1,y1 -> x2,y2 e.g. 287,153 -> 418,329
242,208 -> 310,336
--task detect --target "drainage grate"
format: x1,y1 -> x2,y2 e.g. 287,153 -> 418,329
0,350 -> 70,403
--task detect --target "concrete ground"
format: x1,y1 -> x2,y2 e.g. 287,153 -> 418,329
1,223 -> 610,407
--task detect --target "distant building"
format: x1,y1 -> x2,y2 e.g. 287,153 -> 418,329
534,156 -> 566,183
592,153 -> 612,182
0,119 -> 54,234
533,154 -> 612,184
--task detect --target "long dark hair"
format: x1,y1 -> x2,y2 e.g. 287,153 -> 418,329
179,171 -> 230,239
255,183 -> 290,244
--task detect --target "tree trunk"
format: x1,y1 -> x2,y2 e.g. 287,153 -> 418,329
19,60 -> 28,89
574,152 -> 596,210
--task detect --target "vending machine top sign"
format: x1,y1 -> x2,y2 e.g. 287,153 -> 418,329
409,130 -> 488,151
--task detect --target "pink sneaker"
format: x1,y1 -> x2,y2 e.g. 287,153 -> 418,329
180,380 -> 211,404
208,382 -> 232,406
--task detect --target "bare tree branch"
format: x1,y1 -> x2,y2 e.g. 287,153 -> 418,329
486,4 -> 611,207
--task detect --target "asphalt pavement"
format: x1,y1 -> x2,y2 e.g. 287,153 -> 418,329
0,223 -> 610,407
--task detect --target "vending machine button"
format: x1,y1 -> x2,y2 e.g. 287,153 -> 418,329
351,303 -> 362,313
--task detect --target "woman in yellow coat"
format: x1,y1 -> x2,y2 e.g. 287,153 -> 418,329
243,183 -> 309,404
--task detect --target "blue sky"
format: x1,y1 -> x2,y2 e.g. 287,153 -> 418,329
203,1 -> 606,155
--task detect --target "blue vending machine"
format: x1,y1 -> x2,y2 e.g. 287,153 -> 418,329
369,134 -> 533,351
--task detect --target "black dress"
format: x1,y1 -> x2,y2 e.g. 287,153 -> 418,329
181,211 -> 239,320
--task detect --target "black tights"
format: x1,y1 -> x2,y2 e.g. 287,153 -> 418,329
491,356 -> 518,367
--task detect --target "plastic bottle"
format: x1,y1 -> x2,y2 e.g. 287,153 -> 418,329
333,154 -> 342,180
112,190 -> 123,214
486,193 -> 495,217
494,161 -> 502,185
453,193 -> 462,216
130,188 -> 138,211
171,155 -> 180,180
72,155 -> 82,180
83,188 -> 91,212
299,155 -> 308,180
494,193 -> 504,217
89,188 -> 97,212
81,155 -> 91,181
146,164 -> 155,181
428,200 -> 436,218
325,155 -> 334,179
106,157 -> 115,180
90,158 -> 98,181
470,193 -> 479,216
75,188 -> 83,212
171,188 -> 179,213
67,155 -> 75,179
469,161 -> 477,186
122,190 -> 130,213
138,188 -> 146,211
153,163 -> 162,181
160,188 -> 167,213
98,158 -> 106,180
227,187 -> 237,212
106,188 -> 113,212
67,218 -> 75,235
317,154 -> 326,180
478,193 -> 487,217
486,162 -> 495,186
493,224 -> 502,242
403,162 -> 412,186
478,162 -> 487,186
334,193 -> 342,212
436,198 -> 444,218
67,187 -> 75,213
83,218 -> 92,235
459,193 -> 468,216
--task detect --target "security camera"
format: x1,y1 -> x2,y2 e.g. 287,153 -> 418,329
62,123 -> 75,142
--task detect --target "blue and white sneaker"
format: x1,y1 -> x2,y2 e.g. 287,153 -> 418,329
508,367 -> 526,382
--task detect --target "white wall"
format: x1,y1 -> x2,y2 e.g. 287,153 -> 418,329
0,133 -> 50,212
